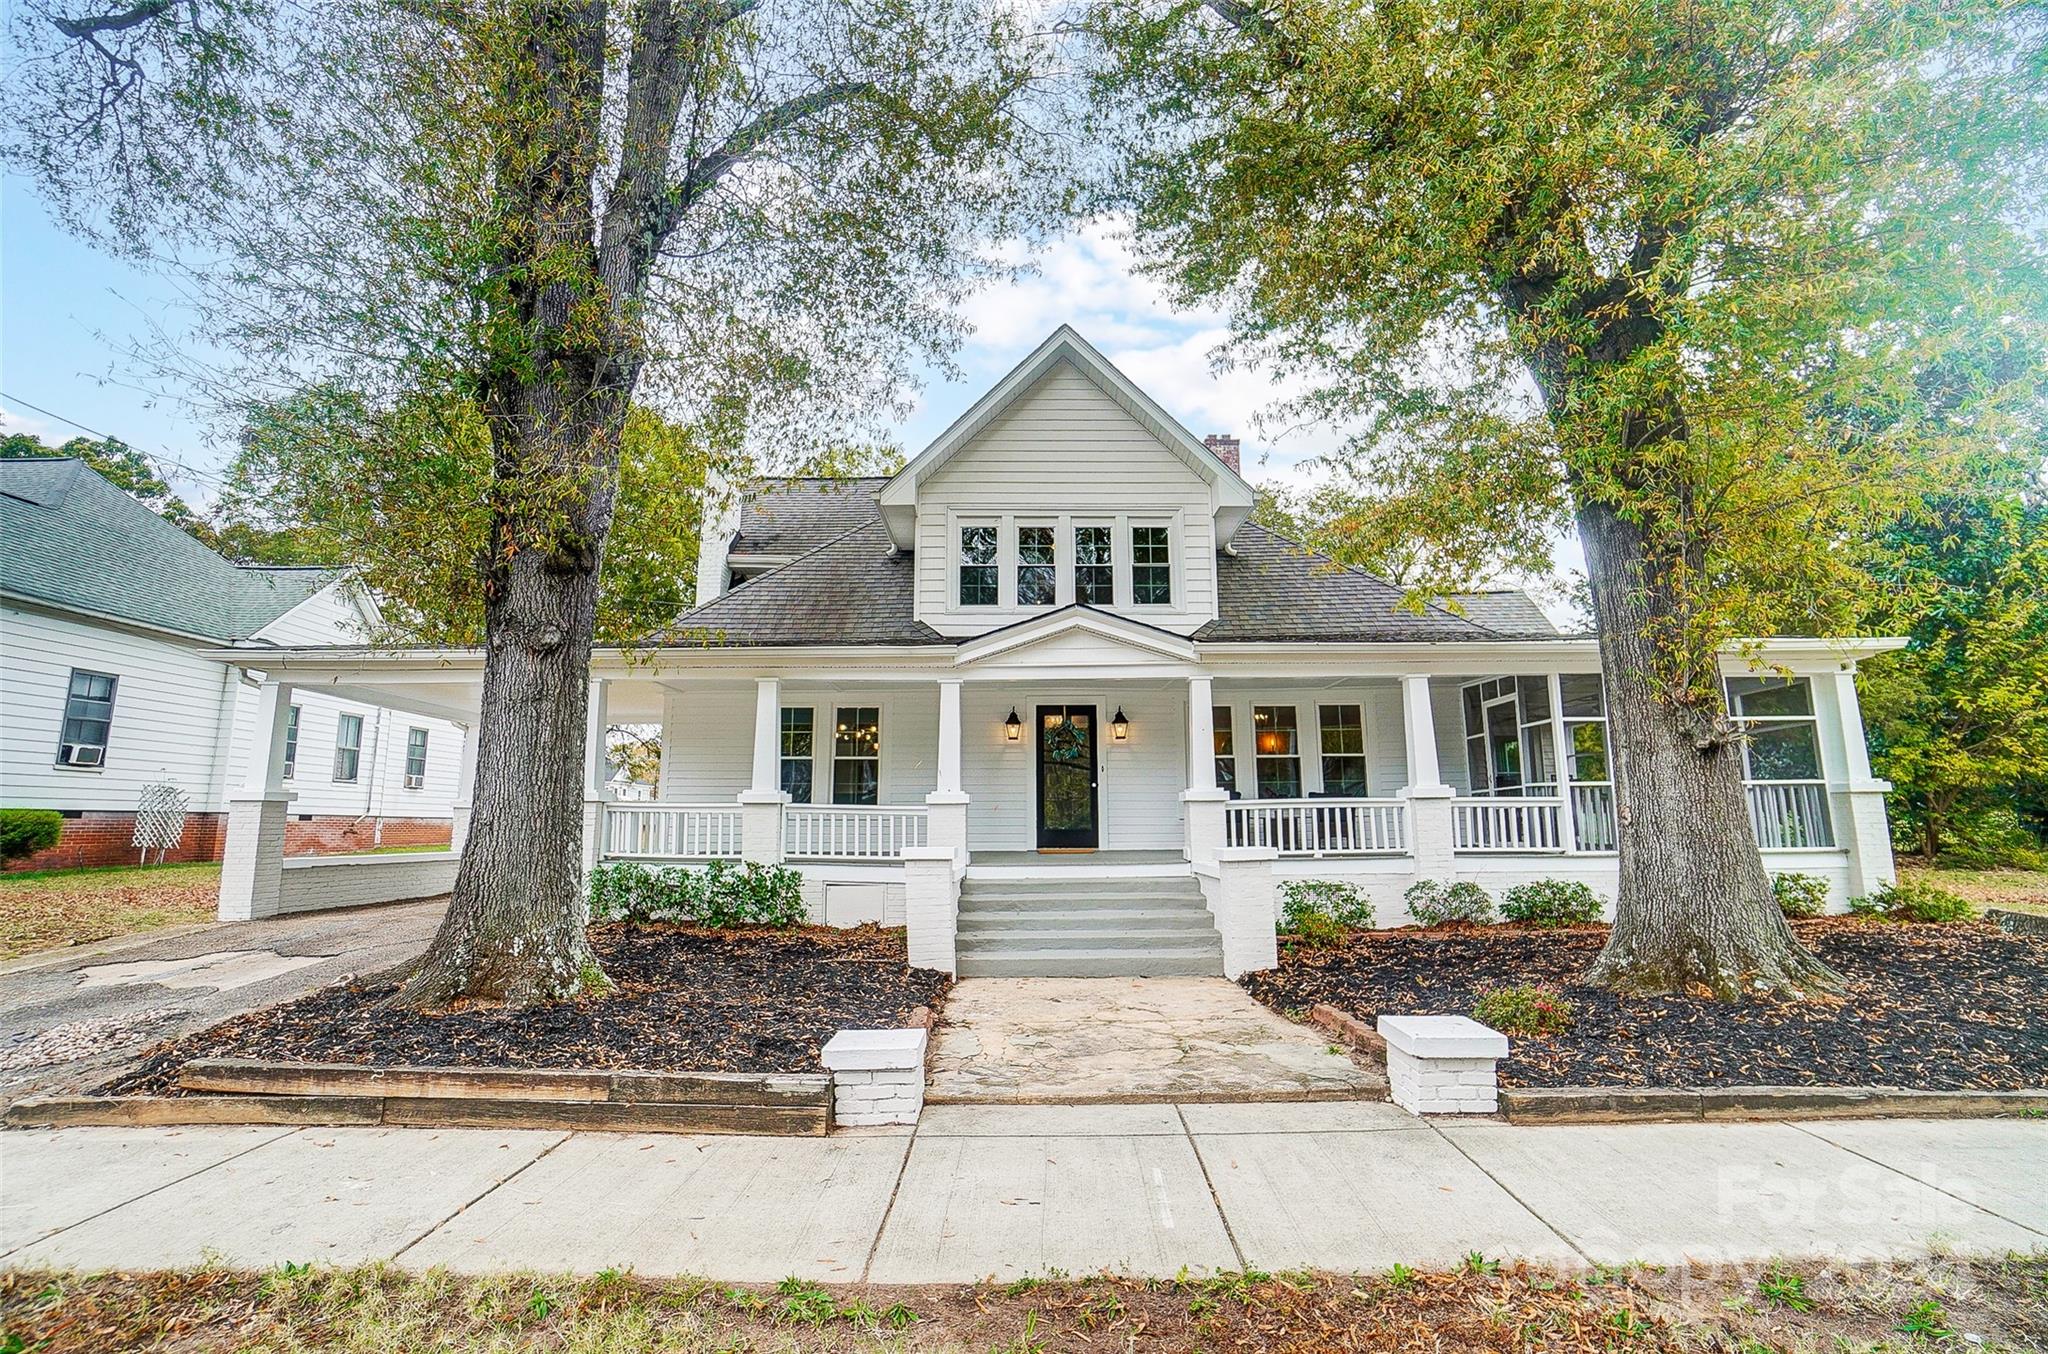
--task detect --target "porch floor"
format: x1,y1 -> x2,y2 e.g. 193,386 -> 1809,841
925,977 -> 1385,1105
969,850 -> 1187,868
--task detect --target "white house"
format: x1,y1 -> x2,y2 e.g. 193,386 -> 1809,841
206,328 -> 1900,969
0,456 -> 468,875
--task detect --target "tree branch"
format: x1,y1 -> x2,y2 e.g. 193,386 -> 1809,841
49,0 -> 176,39
645,80 -> 869,245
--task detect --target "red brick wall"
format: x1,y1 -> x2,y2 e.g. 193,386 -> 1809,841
5,813 -> 451,872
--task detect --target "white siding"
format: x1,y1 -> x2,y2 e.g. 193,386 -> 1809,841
251,581 -> 372,646
0,603 -> 239,812
960,682 -> 1186,851
660,685 -> 940,807
913,361 -> 1218,636
247,698 -> 465,819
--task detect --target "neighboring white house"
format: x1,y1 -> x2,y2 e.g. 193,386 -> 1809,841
205,327 -> 1900,966
0,456 -> 468,873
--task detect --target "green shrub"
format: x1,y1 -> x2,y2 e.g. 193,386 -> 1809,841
1472,983 -> 1575,1036
1848,877 -> 1975,924
0,809 -> 63,863
587,860 -> 806,928
1403,879 -> 1494,927
1770,872 -> 1832,919
1278,879 -> 1375,942
1498,880 -> 1604,927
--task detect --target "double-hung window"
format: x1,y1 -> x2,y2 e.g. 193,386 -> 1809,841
1213,706 -> 1237,795
1017,525 -> 1056,606
333,712 -> 363,783
282,705 -> 302,780
56,669 -> 118,768
1252,705 -> 1301,798
1318,704 -> 1368,796
832,706 -> 880,806
780,708 -> 815,804
1131,525 -> 1172,605
404,727 -> 429,788
1074,526 -> 1114,605
958,524 -> 998,606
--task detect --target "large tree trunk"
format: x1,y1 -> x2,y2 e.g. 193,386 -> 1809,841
1577,500 -> 1842,998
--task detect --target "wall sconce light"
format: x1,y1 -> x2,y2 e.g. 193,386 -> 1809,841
1004,708 -> 1022,742
1111,706 -> 1130,742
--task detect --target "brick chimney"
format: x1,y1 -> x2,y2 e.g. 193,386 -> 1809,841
1203,434 -> 1241,474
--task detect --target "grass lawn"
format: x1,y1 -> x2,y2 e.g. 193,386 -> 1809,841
1904,863 -> 2048,917
0,862 -> 221,961
2,1255 -> 2041,1352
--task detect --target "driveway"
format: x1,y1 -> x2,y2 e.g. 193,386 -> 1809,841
1,1109 -> 2039,1279
0,898 -> 445,1107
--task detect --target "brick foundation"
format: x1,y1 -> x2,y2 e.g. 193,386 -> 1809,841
6,812 -> 451,872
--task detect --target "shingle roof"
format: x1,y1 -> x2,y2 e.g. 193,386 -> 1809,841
1196,525 -> 1529,643
1443,589 -> 1560,637
0,457 -> 334,640
657,520 -> 942,646
729,477 -> 888,557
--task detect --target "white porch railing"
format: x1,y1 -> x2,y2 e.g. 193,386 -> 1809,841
1225,798 -> 1408,856
1451,797 -> 1566,852
602,803 -> 744,859
1748,780 -> 1836,849
1568,784 -> 1618,853
784,805 -> 929,861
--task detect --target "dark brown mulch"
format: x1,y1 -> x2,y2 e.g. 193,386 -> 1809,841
1243,918 -> 2048,1090
103,923 -> 948,1096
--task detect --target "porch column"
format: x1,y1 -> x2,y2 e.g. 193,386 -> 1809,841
219,677 -> 295,922
1830,667 -> 1897,899
1398,673 -> 1457,877
739,676 -> 786,864
449,723 -> 480,855
1548,672 -> 1573,852
926,678 -> 970,864
1181,675 -> 1227,868
580,677 -> 610,874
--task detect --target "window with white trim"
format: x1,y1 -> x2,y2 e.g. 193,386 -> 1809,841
1131,525 -> 1172,605
333,712 -> 363,783
958,524 -> 997,606
282,704 -> 302,780
780,707 -> 815,804
1213,706 -> 1237,795
831,706 -> 880,805
1727,677 -> 1822,781
1252,705 -> 1301,798
1074,525 -> 1114,605
56,669 -> 117,768
1318,704 -> 1368,796
404,727 -> 429,788
1017,524 -> 1055,606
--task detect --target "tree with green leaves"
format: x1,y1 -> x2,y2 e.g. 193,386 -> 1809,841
1,430 -> 214,540
7,0 -> 1056,1006
1089,0 -> 2046,995
1858,472 -> 2048,865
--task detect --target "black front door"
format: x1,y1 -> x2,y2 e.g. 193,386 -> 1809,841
1035,704 -> 1100,849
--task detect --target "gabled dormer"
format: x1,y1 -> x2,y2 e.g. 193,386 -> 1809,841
877,326 -> 1257,638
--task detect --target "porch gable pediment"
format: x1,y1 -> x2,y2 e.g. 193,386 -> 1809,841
953,605 -> 1198,671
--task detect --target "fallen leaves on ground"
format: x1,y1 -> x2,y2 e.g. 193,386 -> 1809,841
1245,918 -> 2047,1089
0,864 -> 221,960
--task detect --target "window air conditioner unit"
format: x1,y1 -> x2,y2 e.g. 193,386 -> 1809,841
59,743 -> 104,767
404,774 -> 425,790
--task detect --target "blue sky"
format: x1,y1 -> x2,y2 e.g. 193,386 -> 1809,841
3,185 -> 1330,500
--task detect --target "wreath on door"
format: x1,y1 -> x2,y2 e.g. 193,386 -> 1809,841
1042,716 -> 1089,764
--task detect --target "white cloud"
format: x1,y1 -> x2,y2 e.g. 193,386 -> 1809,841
0,404 -> 55,441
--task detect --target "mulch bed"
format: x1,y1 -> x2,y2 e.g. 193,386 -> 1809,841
104,923 -> 948,1097
1244,918 -> 2047,1090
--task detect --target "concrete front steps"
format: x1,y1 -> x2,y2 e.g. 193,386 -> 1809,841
955,873 -> 1225,977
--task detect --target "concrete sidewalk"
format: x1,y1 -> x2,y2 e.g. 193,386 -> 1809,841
1,1106 -> 2040,1282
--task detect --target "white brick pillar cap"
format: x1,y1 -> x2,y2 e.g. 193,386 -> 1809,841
821,1027 -> 928,1072
1377,1015 -> 1509,1060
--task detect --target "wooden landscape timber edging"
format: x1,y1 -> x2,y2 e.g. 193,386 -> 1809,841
5,1058 -> 834,1135
1503,1085 -> 2048,1124
1307,1002 -> 1387,1057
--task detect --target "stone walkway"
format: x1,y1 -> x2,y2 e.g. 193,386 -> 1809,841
925,977 -> 1385,1103
3,1110 -> 2039,1281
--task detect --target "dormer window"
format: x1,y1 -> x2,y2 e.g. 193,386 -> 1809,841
1017,525 -> 1056,606
1132,525 -> 1172,605
959,524 -> 998,606
1075,526 -> 1113,605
